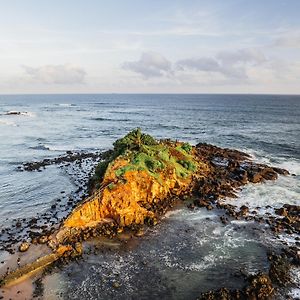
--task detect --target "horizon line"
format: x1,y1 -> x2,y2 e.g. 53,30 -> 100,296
0,92 -> 299,97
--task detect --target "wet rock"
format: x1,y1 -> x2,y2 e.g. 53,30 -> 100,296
199,273 -> 274,300
274,207 -> 288,217
38,236 -> 48,244
244,273 -> 274,299
262,168 -> 278,181
272,167 -> 289,176
248,171 -> 263,183
5,111 -> 21,115
239,205 -> 249,216
220,216 -> 228,225
268,253 -> 290,286
112,281 -> 120,288
19,242 -> 30,252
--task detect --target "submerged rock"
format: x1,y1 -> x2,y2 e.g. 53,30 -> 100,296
199,273 -> 274,300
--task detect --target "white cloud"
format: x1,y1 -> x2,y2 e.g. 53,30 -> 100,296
122,52 -> 172,79
22,64 -> 86,84
273,35 -> 300,48
217,49 -> 266,65
176,57 -> 220,72
177,49 -> 266,80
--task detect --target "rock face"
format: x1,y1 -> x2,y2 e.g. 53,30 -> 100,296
58,129 -> 209,242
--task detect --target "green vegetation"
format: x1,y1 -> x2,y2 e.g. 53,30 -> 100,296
180,143 -> 192,153
177,160 -> 196,172
107,182 -> 116,190
90,128 -> 197,188
113,128 -> 157,155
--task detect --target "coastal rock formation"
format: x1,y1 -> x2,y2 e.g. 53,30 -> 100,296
56,129 -> 209,243
0,129 -> 291,288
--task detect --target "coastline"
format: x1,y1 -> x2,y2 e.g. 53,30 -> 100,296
0,133 -> 299,299
0,94 -> 299,299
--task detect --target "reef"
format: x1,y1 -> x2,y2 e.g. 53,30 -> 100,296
0,129 -> 295,291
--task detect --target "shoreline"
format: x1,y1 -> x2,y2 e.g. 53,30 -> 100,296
0,139 -> 300,298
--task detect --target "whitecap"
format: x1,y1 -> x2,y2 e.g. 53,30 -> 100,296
57,103 -> 76,107
288,267 -> 300,299
0,119 -> 17,126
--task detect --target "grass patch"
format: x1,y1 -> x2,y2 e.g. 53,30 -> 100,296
90,129 -> 198,189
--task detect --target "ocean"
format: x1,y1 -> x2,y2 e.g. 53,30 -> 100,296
0,94 -> 299,299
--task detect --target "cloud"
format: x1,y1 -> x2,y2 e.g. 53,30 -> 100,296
177,49 -> 266,80
217,49 -> 266,65
122,52 -> 172,78
273,35 -> 300,48
176,57 -> 220,72
22,64 -> 86,84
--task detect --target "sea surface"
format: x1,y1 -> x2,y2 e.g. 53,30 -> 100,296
0,94 -> 299,299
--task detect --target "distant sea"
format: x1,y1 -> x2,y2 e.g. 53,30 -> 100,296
0,94 -> 299,299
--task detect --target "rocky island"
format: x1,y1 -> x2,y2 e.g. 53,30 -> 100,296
0,129 -> 299,299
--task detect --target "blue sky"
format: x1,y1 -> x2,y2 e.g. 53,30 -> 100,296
0,0 -> 299,94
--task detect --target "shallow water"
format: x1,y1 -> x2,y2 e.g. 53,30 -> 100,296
42,208 -> 272,300
0,94 -> 299,298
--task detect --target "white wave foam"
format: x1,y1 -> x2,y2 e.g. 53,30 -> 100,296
5,110 -> 36,117
225,177 -> 300,210
276,160 -> 300,176
0,119 -> 17,126
21,111 -> 36,117
57,103 -> 76,107
42,144 -> 74,152
288,267 -> 300,299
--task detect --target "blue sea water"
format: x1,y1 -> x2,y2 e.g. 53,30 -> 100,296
0,94 -> 299,299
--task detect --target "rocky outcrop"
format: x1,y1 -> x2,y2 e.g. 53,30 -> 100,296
56,129 -> 209,244
0,129 -> 290,288
193,143 -> 288,207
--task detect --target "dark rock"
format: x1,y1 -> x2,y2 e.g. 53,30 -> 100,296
268,254 -> 290,286
275,207 -> 288,217
240,205 -> 249,216
272,167 -> 289,175
248,171 -> 263,183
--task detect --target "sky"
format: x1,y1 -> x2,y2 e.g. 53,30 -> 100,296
0,0 -> 300,94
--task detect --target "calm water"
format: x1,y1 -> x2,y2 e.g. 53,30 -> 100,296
0,94 -> 299,299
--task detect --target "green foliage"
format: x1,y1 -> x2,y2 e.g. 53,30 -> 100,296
90,129 -> 198,190
115,165 -> 137,177
94,160 -> 109,180
145,158 -> 164,172
177,159 -> 196,171
113,128 -> 157,155
107,183 -> 116,190
181,143 -> 192,153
